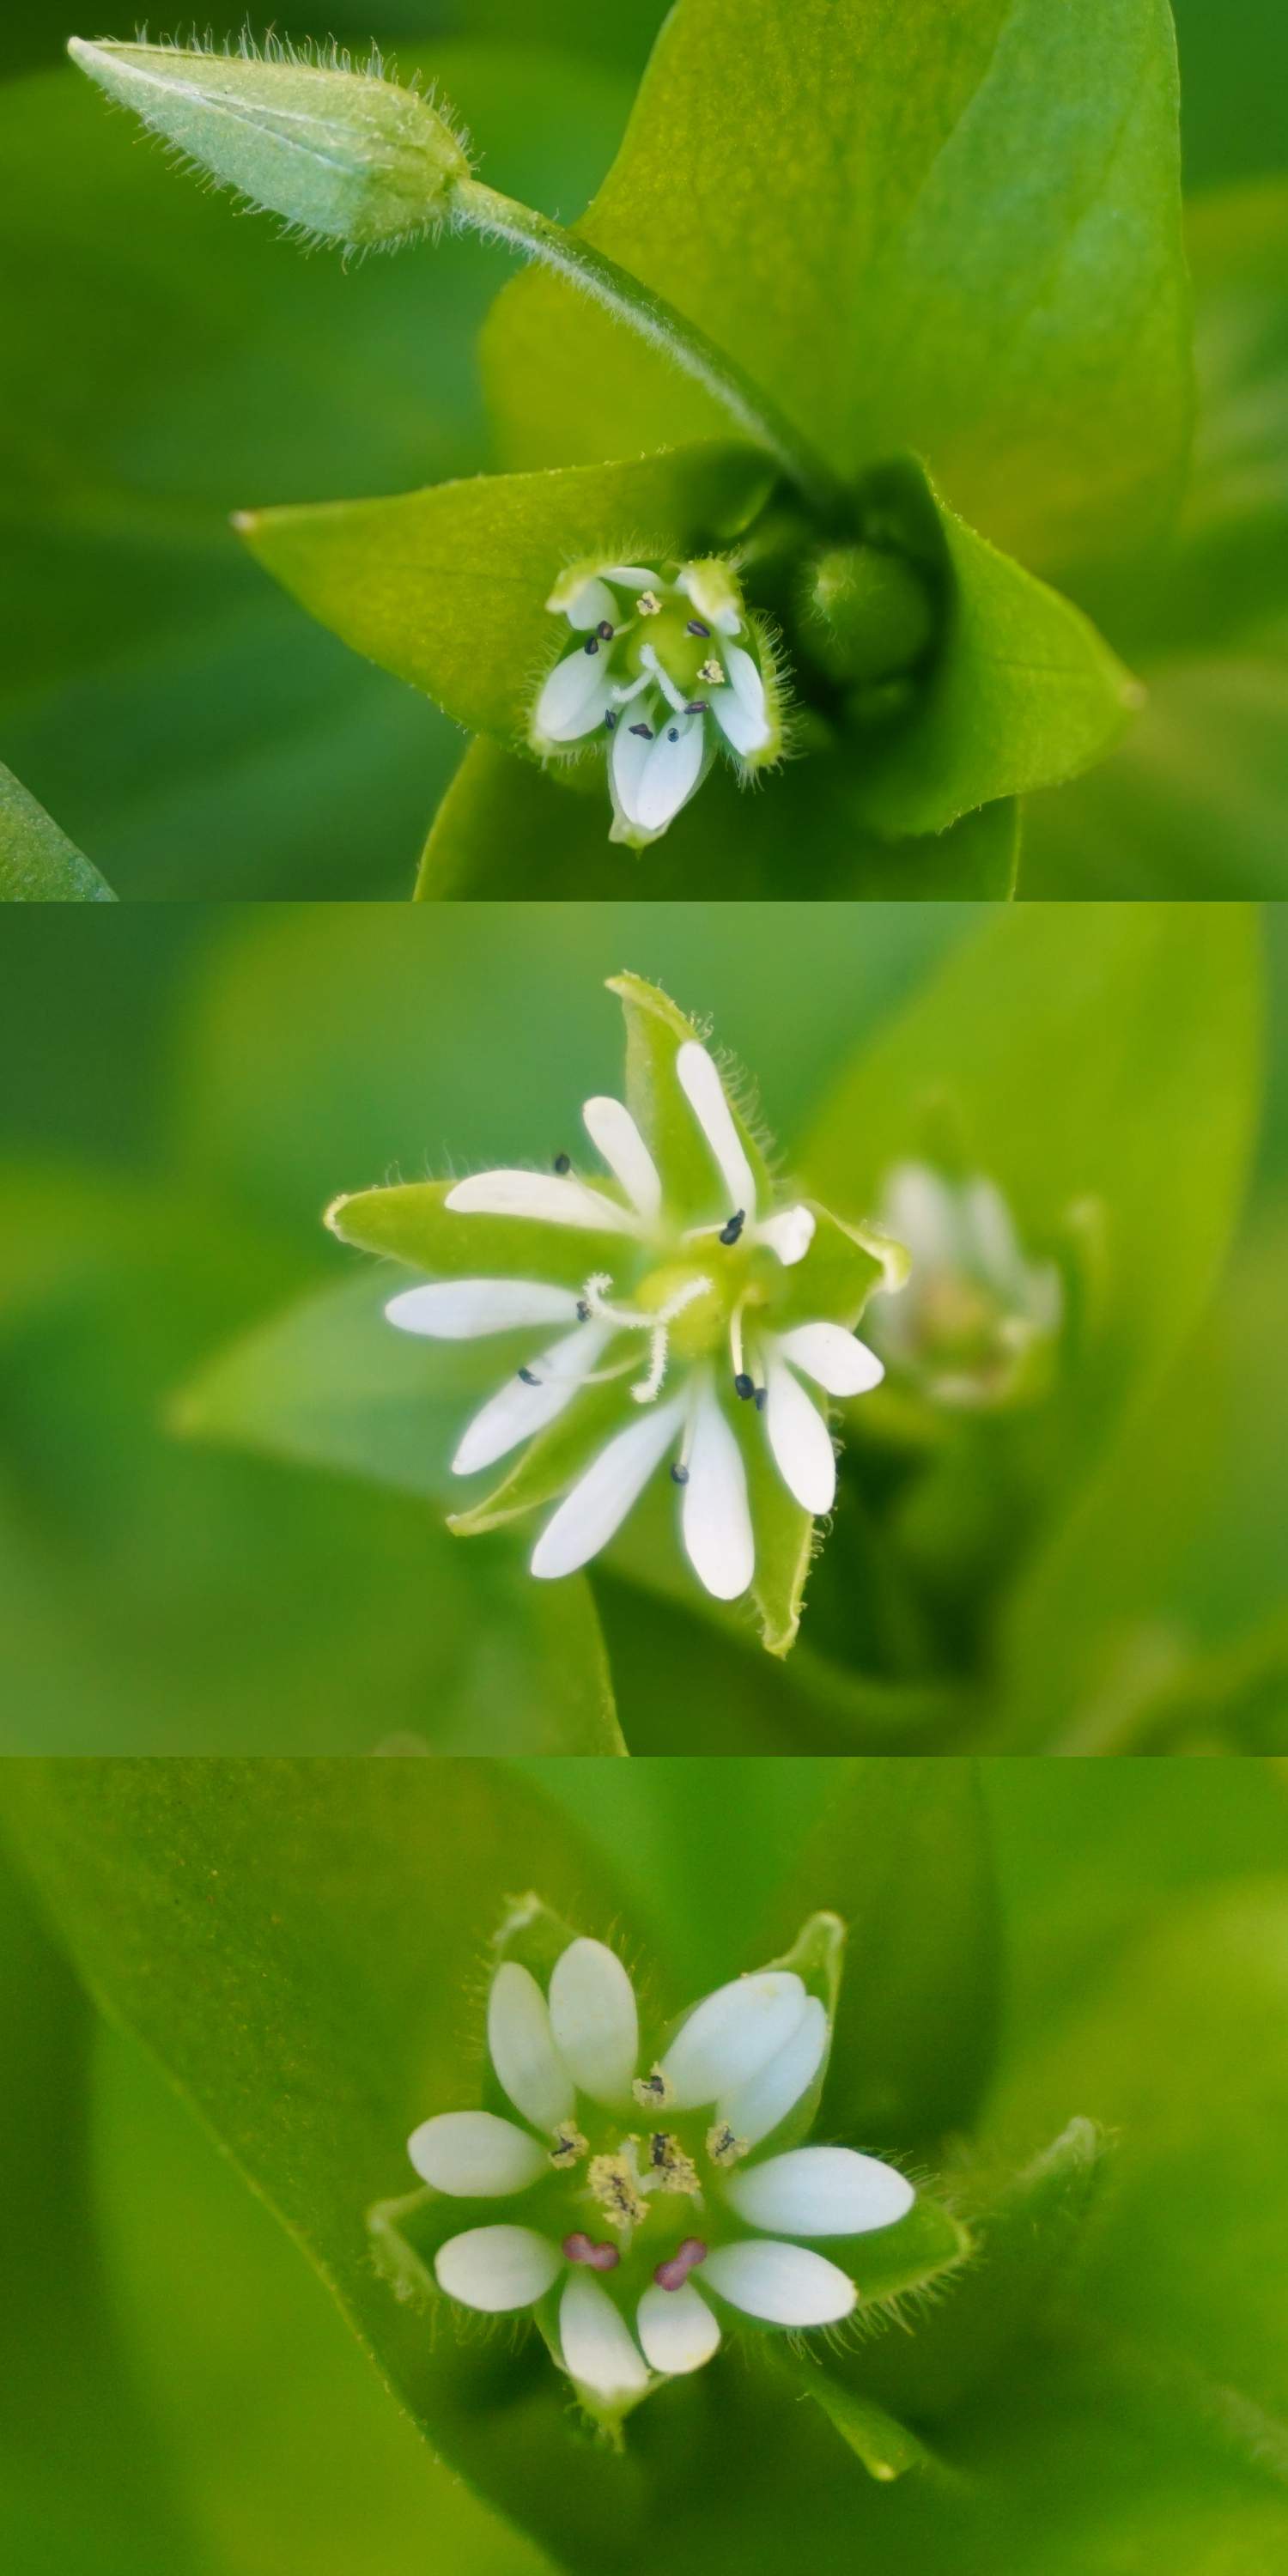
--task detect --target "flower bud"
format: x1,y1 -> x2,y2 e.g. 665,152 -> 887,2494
66,38 -> 471,247
799,543 -> 934,686
864,1162 -> 1062,1410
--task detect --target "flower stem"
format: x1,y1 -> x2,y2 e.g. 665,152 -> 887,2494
455,179 -> 844,519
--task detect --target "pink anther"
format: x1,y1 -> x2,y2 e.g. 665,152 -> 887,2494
563,2233 -> 621,2271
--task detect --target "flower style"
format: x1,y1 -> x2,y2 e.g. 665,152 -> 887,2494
529,556 -> 785,848
328,975 -> 903,1654
865,1162 -> 1063,1410
380,1905 -> 925,2433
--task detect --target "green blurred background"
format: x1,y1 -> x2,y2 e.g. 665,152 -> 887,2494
1,0 -> 1285,895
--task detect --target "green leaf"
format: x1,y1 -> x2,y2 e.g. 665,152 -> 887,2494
238,440 -> 775,744
0,1842 -> 199,2575
0,759 -> 114,902
842,465 -> 1139,838
414,732 -> 1021,899
481,0 -> 1191,578
0,1166 -> 623,1753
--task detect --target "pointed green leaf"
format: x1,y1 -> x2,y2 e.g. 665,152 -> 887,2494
238,441 -> 775,744
414,732 -> 1021,899
481,0 -> 1191,576
0,760 -> 114,902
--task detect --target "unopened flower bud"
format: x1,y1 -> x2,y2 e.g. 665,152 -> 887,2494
67,37 -> 471,247
799,544 -> 934,687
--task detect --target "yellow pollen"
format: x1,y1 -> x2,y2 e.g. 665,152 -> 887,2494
632,2066 -> 676,2111
648,2133 -> 701,2195
637,591 -> 662,615
549,2122 -> 589,2170
588,2152 -> 647,2230
698,658 -> 724,684
706,2122 -> 747,2169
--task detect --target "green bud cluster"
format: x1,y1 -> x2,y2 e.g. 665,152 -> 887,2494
799,543 -> 935,689
67,37 -> 472,249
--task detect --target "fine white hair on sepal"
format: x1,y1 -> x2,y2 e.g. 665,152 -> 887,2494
386,1279 -> 580,1338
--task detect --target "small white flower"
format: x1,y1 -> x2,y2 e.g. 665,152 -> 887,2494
866,1162 -> 1063,1409
386,1036 -> 886,1603
530,555 -> 785,848
401,1919 -> 914,2423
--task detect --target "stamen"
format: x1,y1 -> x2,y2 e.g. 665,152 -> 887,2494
638,591 -> 662,615
654,2238 -> 708,2292
633,2067 -> 676,2111
706,2122 -> 746,2169
576,1301 -> 591,1321
734,1373 -> 755,1401
754,1385 -> 767,1411
588,2151 -> 647,2231
583,636 -> 598,655
550,2121 -> 589,2170
554,1152 -> 571,1173
686,619 -> 711,637
648,2133 -> 701,2194
730,1297 -> 748,1385
684,700 -> 708,714
605,709 -> 617,730
629,723 -> 654,740
718,1209 -> 746,1245
667,727 -> 679,742
698,658 -> 724,684
597,620 -> 615,640
518,1366 -> 542,1386
670,1462 -> 690,1484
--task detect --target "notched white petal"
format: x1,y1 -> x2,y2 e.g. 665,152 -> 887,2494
682,1378 -> 754,1601
675,1042 -> 758,1216
451,1321 -> 612,1476
407,2109 -> 549,2196
636,2281 -> 721,2374
386,1279 -> 580,1340
717,1994 -> 829,2148
531,1392 -> 686,1580
559,2270 -> 651,2400
702,2238 -> 856,2326
488,1960 -> 575,2129
755,1206 -> 816,1267
435,2224 -> 562,2313
777,1320 -> 884,1396
446,1171 -> 640,1233
724,2145 -> 914,2239
533,648 -> 615,744
549,1937 -> 640,2107
764,1352 -> 835,1515
633,716 -> 706,833
661,1971 -> 808,2108
581,1097 -> 663,1223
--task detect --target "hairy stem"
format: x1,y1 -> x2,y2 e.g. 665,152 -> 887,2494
456,179 -> 844,519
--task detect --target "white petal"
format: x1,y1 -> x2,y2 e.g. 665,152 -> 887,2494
487,1961 -> 574,2129
531,1392 -> 687,1579
451,1321 -> 612,1476
581,1097 -> 663,1223
611,708 -> 662,823
435,2224 -> 562,2312
407,2109 -> 549,2195
559,575 -> 617,630
533,648 -> 615,744
682,1378 -> 754,1601
600,565 -> 658,589
963,1176 -> 1028,1301
708,683 -> 770,756
634,716 -> 705,832
724,2146 -> 914,2239
755,1206 -> 816,1267
636,2281 -> 721,2375
549,1938 -> 639,2106
675,1042 -> 758,1217
763,1351 -> 835,1515
777,1320 -> 885,1396
717,1996 -> 829,2148
446,1171 -> 640,1234
660,1971 -> 807,2109
882,1163 -> 960,1268
702,2239 -> 855,2327
386,1279 -> 580,1340
559,2270 -> 651,2399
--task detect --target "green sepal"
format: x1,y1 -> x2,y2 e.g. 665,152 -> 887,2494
325,1178 -> 629,1289
607,969 -> 775,1225
773,1204 -> 901,1330
847,459 -> 1141,840
774,2359 -> 938,2482
0,759 -> 115,902
237,441 -> 776,747
741,1404 -> 816,1658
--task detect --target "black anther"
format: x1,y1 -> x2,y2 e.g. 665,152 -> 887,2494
604,710 -> 617,729
684,700 -> 708,714
754,1386 -> 768,1412
718,1210 -> 746,1245
686,619 -> 710,637
667,726 -> 679,741
670,1462 -> 690,1484
629,723 -> 654,739
518,1368 -> 540,1386
734,1372 -> 755,1401
554,1152 -> 571,1172
597,620 -> 615,640
583,635 -> 598,654
576,1301 -> 591,1321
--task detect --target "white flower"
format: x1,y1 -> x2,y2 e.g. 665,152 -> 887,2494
529,556 -> 784,848
865,1162 -> 1063,1409
386,1036 -> 886,1602
404,1923 -> 914,2421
